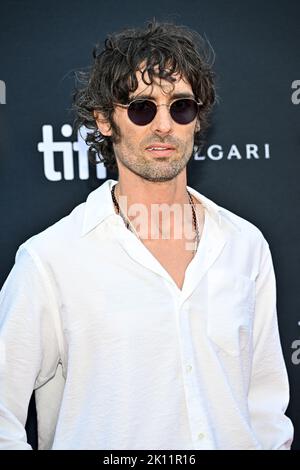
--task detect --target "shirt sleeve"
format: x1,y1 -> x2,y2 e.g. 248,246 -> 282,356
0,245 -> 61,449
248,237 -> 294,449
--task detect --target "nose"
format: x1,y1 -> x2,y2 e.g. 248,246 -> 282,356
149,104 -> 173,136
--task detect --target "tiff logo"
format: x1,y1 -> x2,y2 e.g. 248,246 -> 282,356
37,125 -> 107,181
0,80 -> 6,104
291,80 -> 300,104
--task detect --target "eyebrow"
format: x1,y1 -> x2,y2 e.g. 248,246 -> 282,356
129,92 -> 195,102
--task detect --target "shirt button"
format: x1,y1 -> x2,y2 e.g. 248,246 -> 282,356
186,364 -> 193,373
197,432 -> 205,440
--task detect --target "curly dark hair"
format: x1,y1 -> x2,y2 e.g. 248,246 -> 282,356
72,20 -> 216,172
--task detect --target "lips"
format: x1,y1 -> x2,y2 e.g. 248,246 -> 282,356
146,144 -> 175,150
145,144 -> 176,157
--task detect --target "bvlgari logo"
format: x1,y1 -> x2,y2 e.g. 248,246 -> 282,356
0,80 -> 6,104
194,143 -> 271,160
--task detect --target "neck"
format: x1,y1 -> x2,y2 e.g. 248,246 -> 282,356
113,166 -> 201,244
115,167 -> 190,208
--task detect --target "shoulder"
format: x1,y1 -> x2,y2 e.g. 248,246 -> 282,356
219,204 -> 266,241
192,186 -> 268,246
17,200 -> 86,262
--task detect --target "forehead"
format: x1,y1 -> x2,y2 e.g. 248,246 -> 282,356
132,68 -> 193,99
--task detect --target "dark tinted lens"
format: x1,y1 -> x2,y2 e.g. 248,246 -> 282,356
170,99 -> 198,124
127,100 -> 157,125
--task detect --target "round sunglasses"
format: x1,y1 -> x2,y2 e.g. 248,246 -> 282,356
116,98 -> 203,126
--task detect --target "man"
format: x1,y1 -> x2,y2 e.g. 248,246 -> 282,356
0,21 -> 294,450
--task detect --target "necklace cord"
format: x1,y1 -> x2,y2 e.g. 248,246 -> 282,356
111,185 -> 200,252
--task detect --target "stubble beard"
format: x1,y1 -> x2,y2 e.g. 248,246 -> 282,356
114,142 -> 193,183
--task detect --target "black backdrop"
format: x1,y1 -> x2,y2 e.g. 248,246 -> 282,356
0,0 -> 299,450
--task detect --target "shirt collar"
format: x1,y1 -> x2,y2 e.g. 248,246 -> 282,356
81,179 -> 241,237
81,179 -> 117,237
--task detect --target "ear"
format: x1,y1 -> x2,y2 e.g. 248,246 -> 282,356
93,110 -> 112,137
195,119 -> 201,133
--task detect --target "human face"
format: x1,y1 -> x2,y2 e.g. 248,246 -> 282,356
97,71 -> 200,182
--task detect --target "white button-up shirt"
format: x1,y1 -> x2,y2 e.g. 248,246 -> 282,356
0,179 -> 293,450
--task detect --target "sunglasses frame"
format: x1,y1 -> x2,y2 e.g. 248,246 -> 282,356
115,97 -> 203,126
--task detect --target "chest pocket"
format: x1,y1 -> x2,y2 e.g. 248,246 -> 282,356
207,268 -> 255,356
